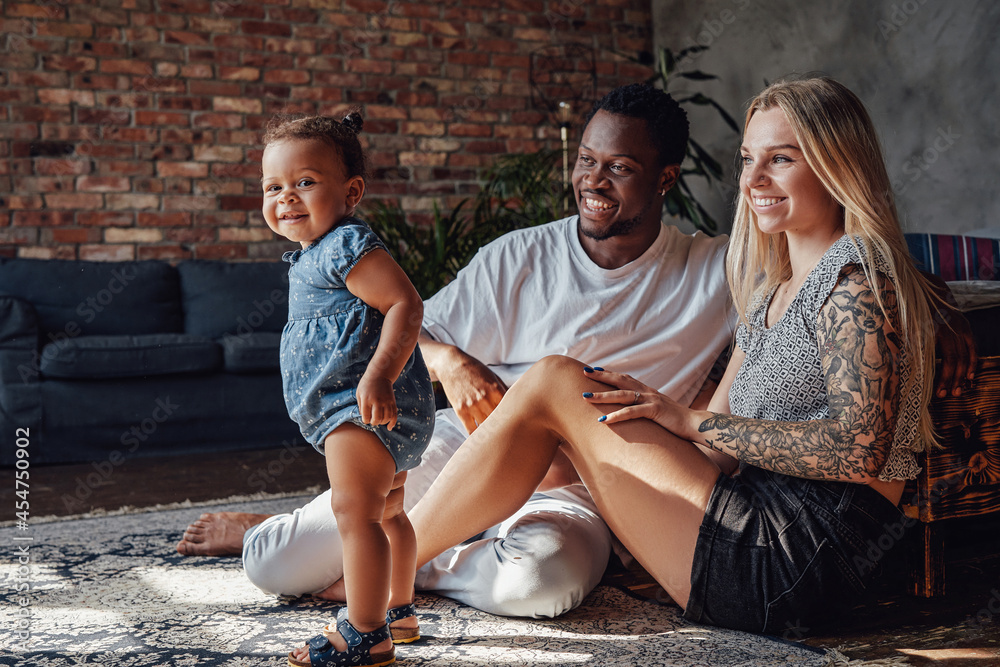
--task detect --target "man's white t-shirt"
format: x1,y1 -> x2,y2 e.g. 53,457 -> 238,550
422,216 -> 734,407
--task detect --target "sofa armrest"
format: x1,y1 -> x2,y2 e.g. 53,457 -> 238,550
0,294 -> 39,347
0,296 -> 43,457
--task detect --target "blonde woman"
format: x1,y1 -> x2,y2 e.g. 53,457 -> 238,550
407,77 -> 945,633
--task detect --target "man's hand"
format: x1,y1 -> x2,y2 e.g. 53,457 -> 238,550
419,335 -> 507,433
437,349 -> 507,433
924,272 -> 978,397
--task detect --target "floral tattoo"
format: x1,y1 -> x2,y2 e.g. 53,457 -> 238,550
699,265 -> 901,481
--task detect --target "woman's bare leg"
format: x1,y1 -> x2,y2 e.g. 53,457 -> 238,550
410,355 -> 722,609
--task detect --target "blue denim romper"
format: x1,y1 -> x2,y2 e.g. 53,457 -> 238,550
280,218 -> 434,473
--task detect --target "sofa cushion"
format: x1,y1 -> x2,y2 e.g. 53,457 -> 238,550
39,334 -> 222,379
906,233 -> 1000,281
178,261 -> 289,339
218,332 -> 281,373
0,259 -> 182,339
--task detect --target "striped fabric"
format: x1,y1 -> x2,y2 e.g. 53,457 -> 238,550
905,234 -> 1000,282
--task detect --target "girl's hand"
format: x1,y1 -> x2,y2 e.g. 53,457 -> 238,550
357,373 -> 398,431
581,367 -> 692,437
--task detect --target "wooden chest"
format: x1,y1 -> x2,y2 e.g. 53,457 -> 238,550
903,355 -> 1000,596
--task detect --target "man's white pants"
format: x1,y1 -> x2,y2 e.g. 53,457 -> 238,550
242,409 -> 612,618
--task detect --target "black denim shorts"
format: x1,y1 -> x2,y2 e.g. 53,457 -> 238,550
683,465 -> 907,635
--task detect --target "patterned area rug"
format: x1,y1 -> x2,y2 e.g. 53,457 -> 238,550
1,495 -> 838,666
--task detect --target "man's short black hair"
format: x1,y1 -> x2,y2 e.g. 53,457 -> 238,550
582,83 -> 689,167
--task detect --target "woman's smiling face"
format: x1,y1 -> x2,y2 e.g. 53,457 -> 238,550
740,107 -> 841,239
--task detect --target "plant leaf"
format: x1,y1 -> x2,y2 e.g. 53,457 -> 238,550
709,99 -> 740,133
689,139 -> 723,180
676,45 -> 708,60
684,92 -> 712,106
679,71 -> 718,81
659,47 -> 676,79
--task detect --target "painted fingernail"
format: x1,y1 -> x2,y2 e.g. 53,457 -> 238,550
598,415 -> 607,422
582,392 -> 593,398
583,366 -> 593,373
593,366 -> 604,371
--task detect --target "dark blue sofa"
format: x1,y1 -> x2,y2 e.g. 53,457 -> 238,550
0,258 -> 302,466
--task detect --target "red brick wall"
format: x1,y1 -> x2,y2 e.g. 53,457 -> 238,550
1,0 -> 653,262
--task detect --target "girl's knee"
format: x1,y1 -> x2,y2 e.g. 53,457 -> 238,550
328,485 -> 385,524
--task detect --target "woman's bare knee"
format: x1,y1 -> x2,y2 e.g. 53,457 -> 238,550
524,355 -> 582,383
507,356 -> 587,411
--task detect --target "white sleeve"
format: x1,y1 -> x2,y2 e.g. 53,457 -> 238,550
421,245 -> 507,365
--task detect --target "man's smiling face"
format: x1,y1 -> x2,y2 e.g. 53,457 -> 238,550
572,109 -> 667,242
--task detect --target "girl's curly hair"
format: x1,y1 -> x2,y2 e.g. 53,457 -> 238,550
261,111 -> 369,181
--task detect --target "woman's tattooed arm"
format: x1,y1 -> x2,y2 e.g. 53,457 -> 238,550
697,265 -> 901,482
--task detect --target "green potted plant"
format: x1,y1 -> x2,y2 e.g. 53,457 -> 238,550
646,45 -> 740,235
364,149 -> 571,299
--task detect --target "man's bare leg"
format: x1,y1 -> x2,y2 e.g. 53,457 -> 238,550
176,512 -> 272,556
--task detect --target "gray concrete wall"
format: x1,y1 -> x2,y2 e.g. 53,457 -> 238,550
652,0 -> 1000,237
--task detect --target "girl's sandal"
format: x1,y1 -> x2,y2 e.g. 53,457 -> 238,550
288,608 -> 395,667
386,603 -> 420,644
321,603 -> 420,646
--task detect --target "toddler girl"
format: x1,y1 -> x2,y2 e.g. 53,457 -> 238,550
261,113 -> 434,667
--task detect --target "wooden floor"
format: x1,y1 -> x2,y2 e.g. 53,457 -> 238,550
7,447 -> 1000,665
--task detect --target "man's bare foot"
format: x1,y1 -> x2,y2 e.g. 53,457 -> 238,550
314,576 -> 347,602
175,512 -> 272,556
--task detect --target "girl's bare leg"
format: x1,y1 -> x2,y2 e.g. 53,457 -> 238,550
289,424 -> 395,663
410,355 -> 722,609
383,473 -> 418,632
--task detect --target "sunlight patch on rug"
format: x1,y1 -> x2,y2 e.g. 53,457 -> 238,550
1,495 -> 837,666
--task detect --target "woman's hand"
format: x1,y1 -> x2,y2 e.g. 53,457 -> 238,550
581,367 -> 695,438
357,372 -> 398,431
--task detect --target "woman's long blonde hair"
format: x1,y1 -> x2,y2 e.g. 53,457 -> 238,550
727,76 -> 939,450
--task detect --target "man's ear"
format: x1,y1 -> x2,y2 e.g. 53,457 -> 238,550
345,175 -> 366,209
658,165 -> 680,194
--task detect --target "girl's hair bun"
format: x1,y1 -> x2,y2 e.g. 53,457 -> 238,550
341,112 -> 363,135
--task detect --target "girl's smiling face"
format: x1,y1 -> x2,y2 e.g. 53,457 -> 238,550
261,139 -> 365,248
740,107 -> 841,240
